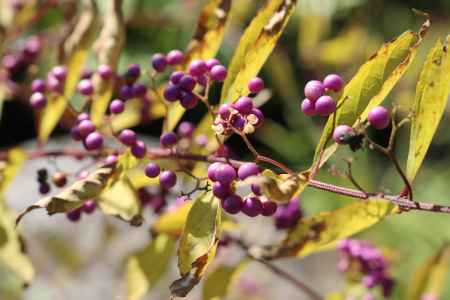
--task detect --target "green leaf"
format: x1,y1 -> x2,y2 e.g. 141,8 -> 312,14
0,148 -> 26,195
202,261 -> 248,300
38,0 -> 98,142
408,244 -> 450,300
16,165 -> 115,225
0,200 -> 34,285
311,20 -> 429,171
170,192 -> 221,297
220,0 -> 297,104
275,199 -> 395,258
406,37 -> 450,181
125,234 -> 176,300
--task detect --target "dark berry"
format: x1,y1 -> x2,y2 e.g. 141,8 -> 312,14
145,163 -> 160,178
151,53 -> 167,72
166,49 -> 184,65
131,140 -> 147,158
237,162 -> 260,180
84,132 -> 103,150
221,194 -> 243,214
212,181 -> 231,199
160,132 -> 177,148
159,170 -> 177,189
241,197 -> 262,217
110,99 -> 125,114
118,129 -> 137,146
78,120 -> 96,137
248,77 -> 264,93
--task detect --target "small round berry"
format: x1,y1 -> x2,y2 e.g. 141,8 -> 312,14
304,80 -> 325,101
23,36 -> 41,59
180,91 -> 198,109
242,197 -> 262,217
315,95 -> 336,116
188,59 -> 207,77
221,194 -> 243,214
261,200 -> 277,216
212,181 -> 231,200
205,58 -> 220,70
52,65 -> 67,81
119,85 -> 133,100
195,74 -> 208,86
66,208 -> 82,222
210,65 -> 227,82
85,132 -> 103,150
301,98 -> 316,116
160,170 -> 177,189
218,104 -> 232,119
323,74 -> 344,92
104,155 -> 118,166
131,140 -> 147,158
70,126 -> 82,141
76,113 -> 90,123
30,92 -> 47,109
46,75 -> 63,93
166,49 -> 184,65
248,77 -> 264,94
119,129 -> 137,146
145,163 -> 161,178
177,121 -> 195,138
97,64 -> 113,79
170,71 -> 184,84
248,108 -> 264,127
110,99 -> 125,114
78,120 -> 96,137
83,200 -> 97,214
160,132 -> 177,148
251,184 -> 262,196
234,96 -> 253,114
77,79 -> 94,96
231,115 -> 246,131
163,83 -> 180,102
151,53 -> 167,72
237,162 -> 260,180
368,106 -> 390,130
31,79 -> 46,93
215,163 -> 236,185
179,75 -> 196,91
126,64 -> 141,79
332,125 -> 354,145
132,83 -> 147,98
39,182 -> 51,195
52,172 -> 67,188
208,162 -> 222,181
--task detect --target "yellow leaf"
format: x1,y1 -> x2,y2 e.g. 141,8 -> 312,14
170,192 -> 221,297
202,261 -> 248,300
220,0 -> 297,104
406,37 -> 450,181
259,169 -> 308,203
408,244 -> 450,300
278,199 -> 395,258
125,234 -> 176,300
152,201 -> 193,237
0,148 -> 26,194
311,20 -> 429,171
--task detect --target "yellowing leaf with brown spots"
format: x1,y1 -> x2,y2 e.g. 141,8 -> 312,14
406,37 -> 450,181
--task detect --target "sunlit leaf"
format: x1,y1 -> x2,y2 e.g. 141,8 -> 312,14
220,0 -> 297,104
258,169 -> 308,203
16,165 -> 115,225
406,37 -> 450,181
311,20 -> 429,171
408,244 -> 450,300
170,192 -> 221,297
125,234 -> 176,300
152,201 -> 193,237
275,199 -> 395,258
0,148 -> 26,195
202,261 -> 249,300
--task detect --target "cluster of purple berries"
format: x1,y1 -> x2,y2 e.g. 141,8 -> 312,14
2,36 -> 41,83
332,105 -> 391,145
301,74 -> 343,117
70,114 -> 104,151
207,161 -> 277,217
213,77 -> 265,136
28,64 -> 69,109
273,198 -> 302,230
337,239 -> 394,298
36,169 -> 68,195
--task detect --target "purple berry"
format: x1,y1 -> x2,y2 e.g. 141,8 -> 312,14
119,85 -> 133,100
77,79 -> 94,96
368,106 -> 390,130
163,83 -> 180,102
170,71 -> 184,84
70,126 -> 82,141
30,92 -> 47,109
315,95 -> 336,116
159,170 -> 177,189
215,163 -> 236,185
104,155 -> 118,166
323,74 -> 344,92
248,77 -> 264,94
126,64 -> 141,79
304,80 -> 325,101
180,91 -> 198,109
218,104 -> 232,119
66,208 -> 82,222
206,58 -> 220,70
188,59 -> 207,77
39,182 -> 50,195
221,194 -> 243,214
31,79 -> 46,93
78,120 -> 96,137
151,53 -> 167,72
251,184 -> 262,196
261,200 -> 277,216
83,200 -> 97,214
131,140 -> 147,158
210,65 -> 227,82
208,162 -> 222,181
110,99 -> 125,114
85,132 -> 103,150
233,96 -> 253,114
97,64 -> 113,79
160,132 -> 177,148
52,65 -> 67,81
301,98 -> 316,116
132,83 -> 147,98
212,181 -> 231,199
231,115 -> 246,131
237,162 -> 260,180
242,197 -> 262,217
179,75 -> 196,91
145,163 -> 161,178
166,49 -> 184,65
332,125 -> 354,145
119,129 -> 137,146
177,121 -> 195,138
76,113 -> 90,123
195,74 -> 208,86
23,36 -> 41,59
46,75 -> 62,93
